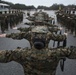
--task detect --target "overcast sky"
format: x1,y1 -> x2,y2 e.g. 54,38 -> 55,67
4,0 -> 76,7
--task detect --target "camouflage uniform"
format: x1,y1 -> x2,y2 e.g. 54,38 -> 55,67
0,47 -> 76,75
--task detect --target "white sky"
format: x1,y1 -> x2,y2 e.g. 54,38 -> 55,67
3,0 -> 76,7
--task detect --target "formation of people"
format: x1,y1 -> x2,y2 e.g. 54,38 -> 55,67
56,9 -> 76,37
0,12 -> 23,33
0,10 -> 76,75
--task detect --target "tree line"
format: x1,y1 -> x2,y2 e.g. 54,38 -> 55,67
37,4 -> 76,10
0,1 -> 76,10
0,0 -> 35,10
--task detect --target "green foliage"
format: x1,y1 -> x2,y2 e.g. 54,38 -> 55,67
0,1 -> 36,10
50,4 -> 65,10
12,4 -> 26,9
37,4 -> 65,10
12,4 -> 35,10
37,6 -> 50,10
0,1 -> 76,10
